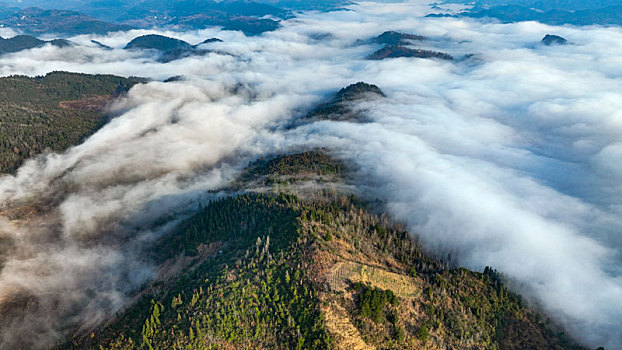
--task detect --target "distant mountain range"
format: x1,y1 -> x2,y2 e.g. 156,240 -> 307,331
3,0 -> 620,37
0,0 -> 291,36
0,32 -> 229,63
441,0 -> 622,12
431,2 -> 622,26
0,7 -> 131,35
0,0 -> 347,16
124,34 -> 193,52
258,0 -> 352,11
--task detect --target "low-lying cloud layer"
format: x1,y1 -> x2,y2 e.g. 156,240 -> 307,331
0,1 -> 621,348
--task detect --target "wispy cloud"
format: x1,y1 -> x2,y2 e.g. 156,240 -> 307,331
0,2 -> 621,348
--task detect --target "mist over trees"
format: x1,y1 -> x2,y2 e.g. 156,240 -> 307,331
0,1 -> 620,349
0,72 -> 144,172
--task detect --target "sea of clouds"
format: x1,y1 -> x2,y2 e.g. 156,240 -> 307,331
0,0 -> 621,348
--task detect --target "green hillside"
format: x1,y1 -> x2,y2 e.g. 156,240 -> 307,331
0,35 -> 72,55
370,31 -> 427,45
124,35 -> 192,51
298,82 -> 386,125
63,150 -> 588,350
368,45 -> 453,61
0,71 -> 145,172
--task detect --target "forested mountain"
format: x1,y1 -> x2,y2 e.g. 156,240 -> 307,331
368,45 -> 453,61
61,149 -> 588,350
0,33 -> 225,62
430,3 -> 622,26
123,34 -> 225,62
0,72 -> 145,173
369,31 -> 427,45
360,31 -> 453,62
541,34 -> 568,46
0,77 -> 600,349
124,34 -> 193,51
297,82 -> 386,125
0,34 -> 71,55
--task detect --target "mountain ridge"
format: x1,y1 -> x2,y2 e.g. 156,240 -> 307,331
429,4 -> 622,26
0,34 -> 71,55
60,147 -> 589,350
123,34 -> 227,62
0,1 -> 290,36
0,77 -> 603,350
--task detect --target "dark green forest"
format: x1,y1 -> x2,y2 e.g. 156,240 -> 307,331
0,35 -> 71,55
0,71 -> 145,172
71,194 -> 333,350
368,45 -> 453,60
299,82 -> 385,125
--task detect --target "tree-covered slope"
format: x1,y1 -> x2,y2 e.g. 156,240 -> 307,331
0,71 -> 145,173
123,35 -> 226,63
64,150 -> 589,350
296,82 -> 386,125
124,35 -> 193,51
368,45 -> 453,61
0,34 -> 72,55
370,31 -> 427,45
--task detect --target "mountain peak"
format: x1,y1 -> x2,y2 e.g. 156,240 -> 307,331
124,34 -> 192,51
541,34 -> 568,46
200,38 -> 223,45
372,30 -> 427,45
336,82 -> 386,101
294,82 -> 386,125
0,35 -> 72,55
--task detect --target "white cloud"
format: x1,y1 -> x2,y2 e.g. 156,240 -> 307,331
0,2 -> 621,348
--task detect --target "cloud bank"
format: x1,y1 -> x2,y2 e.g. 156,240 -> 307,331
0,1 -> 621,348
